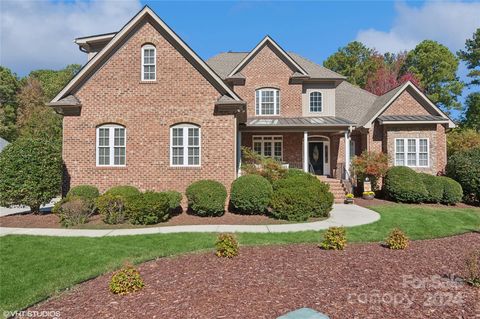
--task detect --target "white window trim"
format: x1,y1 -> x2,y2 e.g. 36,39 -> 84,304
394,138 -> 429,168
170,124 -> 201,167
141,44 -> 156,81
309,91 -> 323,113
255,88 -> 280,116
252,135 -> 283,161
96,124 -> 126,167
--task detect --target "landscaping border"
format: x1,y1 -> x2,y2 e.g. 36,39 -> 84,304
0,204 -> 379,237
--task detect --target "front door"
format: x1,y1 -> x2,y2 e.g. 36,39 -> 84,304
309,142 -> 324,175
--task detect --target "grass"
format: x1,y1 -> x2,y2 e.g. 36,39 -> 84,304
0,204 -> 479,315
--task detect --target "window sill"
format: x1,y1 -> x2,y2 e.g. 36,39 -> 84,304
95,166 -> 127,170
139,80 -> 157,84
168,166 -> 202,170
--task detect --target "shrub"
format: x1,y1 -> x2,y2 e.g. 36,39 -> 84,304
96,193 -> 126,224
105,185 -> 140,198
109,263 -> 145,295
0,138 -> 62,213
186,180 -> 227,216
447,128 -> 480,157
66,185 -> 100,210
384,166 -> 428,203
241,146 -> 286,183
463,250 -> 480,287
320,227 -> 347,250
164,191 -> 182,212
439,176 -> 463,205
446,148 -> 480,204
230,175 -> 273,214
55,196 -> 93,227
215,233 -> 239,258
283,168 -> 311,179
419,173 -> 443,203
270,175 -> 333,221
351,151 -> 389,191
385,228 -> 409,250
125,191 -> 170,225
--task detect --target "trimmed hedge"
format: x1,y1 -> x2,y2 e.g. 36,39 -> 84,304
270,175 -> 333,221
446,148 -> 480,204
283,168 -> 311,179
96,194 -> 126,224
164,191 -> 182,212
54,196 -> 93,227
105,186 -> 140,198
384,166 -> 428,203
419,173 -> 443,203
230,175 -> 273,214
67,185 -> 100,201
125,191 -> 170,225
186,180 -> 227,216
439,176 -> 463,205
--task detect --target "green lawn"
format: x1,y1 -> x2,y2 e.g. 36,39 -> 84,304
1,204 -> 479,315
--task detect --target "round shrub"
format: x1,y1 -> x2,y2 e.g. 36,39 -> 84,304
67,185 -> 100,202
0,138 -> 62,213
164,191 -> 182,212
186,180 -> 227,216
230,175 -> 273,214
125,191 -> 170,225
439,176 -> 463,205
385,228 -> 409,250
384,166 -> 428,203
105,185 -> 140,198
320,226 -> 347,250
96,193 -> 126,224
54,196 -> 93,227
109,263 -> 144,295
270,175 -> 333,221
215,233 -> 239,258
446,148 -> 480,204
419,173 -> 443,203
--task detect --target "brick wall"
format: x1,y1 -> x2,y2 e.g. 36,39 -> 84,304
382,90 -> 436,116
63,21 -> 237,194
233,43 -> 303,117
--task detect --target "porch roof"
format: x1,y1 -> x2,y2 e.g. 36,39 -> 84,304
245,116 -> 355,127
378,114 -> 450,124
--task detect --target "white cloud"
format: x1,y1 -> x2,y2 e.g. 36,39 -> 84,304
0,0 -> 142,76
356,1 -> 480,53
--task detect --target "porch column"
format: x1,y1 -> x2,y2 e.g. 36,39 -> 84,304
237,130 -> 242,177
344,130 -> 351,178
303,131 -> 308,172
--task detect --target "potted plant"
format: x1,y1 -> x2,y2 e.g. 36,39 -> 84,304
362,191 -> 375,200
344,193 -> 354,204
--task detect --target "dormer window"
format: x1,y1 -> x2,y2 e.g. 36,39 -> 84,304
141,44 -> 156,81
309,91 -> 322,112
255,88 -> 280,115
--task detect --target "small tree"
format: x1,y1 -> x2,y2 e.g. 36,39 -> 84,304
351,151 -> 389,191
241,146 -> 286,183
0,138 -> 62,213
447,129 -> 480,156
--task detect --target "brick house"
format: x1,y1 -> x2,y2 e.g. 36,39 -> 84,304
49,6 -> 455,196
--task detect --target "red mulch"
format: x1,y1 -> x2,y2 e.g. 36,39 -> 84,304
0,211 -> 321,229
27,233 -> 480,318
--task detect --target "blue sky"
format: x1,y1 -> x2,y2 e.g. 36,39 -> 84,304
0,0 -> 478,116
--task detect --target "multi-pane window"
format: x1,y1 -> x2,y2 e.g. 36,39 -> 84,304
170,124 -> 200,166
255,89 -> 280,115
252,136 -> 283,161
395,138 -> 429,167
96,124 -> 126,166
309,91 -> 322,112
141,44 -> 156,81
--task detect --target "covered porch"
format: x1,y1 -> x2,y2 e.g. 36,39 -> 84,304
237,117 -> 357,181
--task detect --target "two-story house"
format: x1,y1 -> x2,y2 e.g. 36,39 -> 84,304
49,6 -> 455,196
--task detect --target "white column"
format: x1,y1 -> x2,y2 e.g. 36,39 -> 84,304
237,130 -> 242,177
344,130 -> 351,178
303,131 -> 308,172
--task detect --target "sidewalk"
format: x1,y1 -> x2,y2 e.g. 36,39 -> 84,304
0,204 -> 380,237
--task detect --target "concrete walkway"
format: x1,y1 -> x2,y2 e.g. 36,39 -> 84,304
0,204 -> 380,237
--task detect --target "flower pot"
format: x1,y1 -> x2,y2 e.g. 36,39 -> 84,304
362,194 -> 374,200
344,198 -> 354,204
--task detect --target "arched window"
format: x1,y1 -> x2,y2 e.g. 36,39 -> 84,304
96,124 -> 126,166
141,44 -> 156,81
170,123 -> 201,166
309,91 -> 322,112
255,88 -> 280,115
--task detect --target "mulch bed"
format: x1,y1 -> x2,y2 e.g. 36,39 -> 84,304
27,233 -> 480,318
0,211 -> 323,229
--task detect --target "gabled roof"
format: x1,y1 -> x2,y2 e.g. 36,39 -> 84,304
51,6 -> 241,104
361,81 -> 455,128
227,36 -> 309,77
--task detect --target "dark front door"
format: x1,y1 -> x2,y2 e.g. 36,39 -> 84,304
309,142 -> 324,175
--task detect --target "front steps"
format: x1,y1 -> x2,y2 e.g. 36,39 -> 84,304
316,176 -> 347,203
